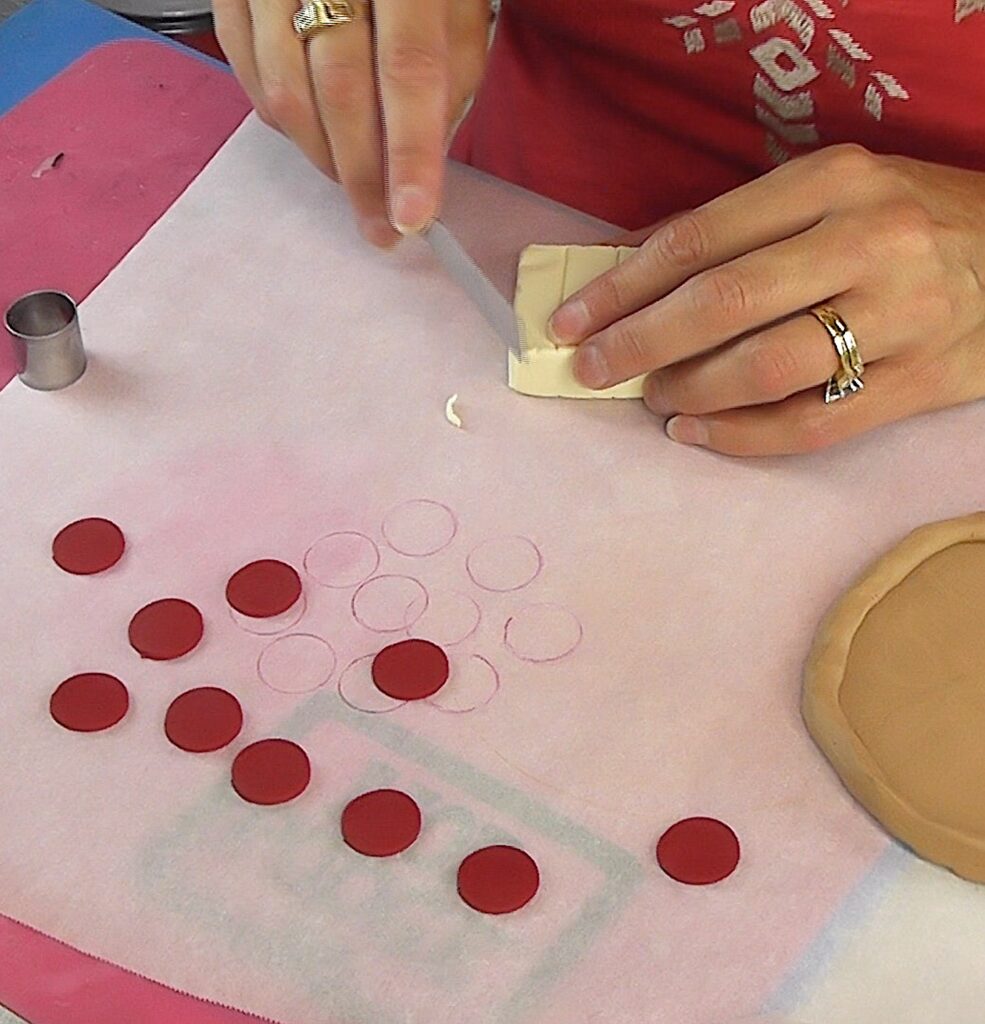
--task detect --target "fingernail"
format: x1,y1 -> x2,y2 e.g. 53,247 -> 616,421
363,216 -> 399,249
575,344 -> 609,389
391,186 -> 432,234
549,299 -> 589,344
666,415 -> 708,447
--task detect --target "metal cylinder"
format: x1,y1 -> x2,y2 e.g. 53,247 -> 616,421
91,0 -> 213,36
5,291 -> 87,391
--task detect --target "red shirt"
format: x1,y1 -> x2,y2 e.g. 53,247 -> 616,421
451,0 -> 985,227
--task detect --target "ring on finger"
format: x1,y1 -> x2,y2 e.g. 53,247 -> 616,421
810,304 -> 865,404
293,0 -> 367,40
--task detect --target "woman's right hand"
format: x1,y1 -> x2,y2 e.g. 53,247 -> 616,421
213,0 -> 493,247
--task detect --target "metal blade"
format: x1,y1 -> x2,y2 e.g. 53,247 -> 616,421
423,220 -> 525,360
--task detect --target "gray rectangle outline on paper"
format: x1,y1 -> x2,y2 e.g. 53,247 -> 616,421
137,688 -> 644,1024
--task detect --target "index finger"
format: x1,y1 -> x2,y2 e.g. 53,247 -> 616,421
374,0 -> 450,233
548,144 -> 880,344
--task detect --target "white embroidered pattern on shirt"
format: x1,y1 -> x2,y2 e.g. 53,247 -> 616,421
955,0 -> 985,22
684,26 -> 706,51
826,42 -> 856,86
750,0 -> 815,49
754,72 -> 815,118
871,71 -> 909,99
827,27 -> 871,59
862,70 -> 910,121
663,14 -> 699,26
661,0 -> 916,165
800,0 -> 834,17
694,0 -> 735,15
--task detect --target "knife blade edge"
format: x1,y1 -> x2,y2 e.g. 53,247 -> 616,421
424,220 -> 526,361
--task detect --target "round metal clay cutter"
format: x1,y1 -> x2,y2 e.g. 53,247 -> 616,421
4,291 -> 87,391
92,0 -> 212,35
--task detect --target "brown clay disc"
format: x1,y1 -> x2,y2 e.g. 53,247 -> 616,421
803,513 -> 985,883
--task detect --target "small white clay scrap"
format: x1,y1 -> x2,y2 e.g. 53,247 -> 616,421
32,152 -> 65,179
445,393 -> 463,428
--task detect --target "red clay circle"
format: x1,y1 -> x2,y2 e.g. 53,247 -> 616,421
50,673 -> 129,732
128,598 -> 204,660
371,639 -> 449,700
225,560 -> 302,618
341,789 -> 422,857
52,518 -> 125,575
656,817 -> 741,885
457,845 -> 540,915
165,687 -> 243,753
231,739 -> 310,805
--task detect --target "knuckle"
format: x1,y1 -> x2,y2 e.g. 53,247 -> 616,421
646,369 -> 692,414
911,282 -> 954,335
716,434 -> 758,458
310,58 -> 364,114
261,82 -> 304,130
909,354 -> 951,398
805,143 -> 895,206
883,200 -> 936,259
611,321 -> 652,374
813,142 -> 881,186
589,269 -> 635,317
386,139 -> 431,175
836,228 -> 876,273
746,338 -> 800,402
342,172 -> 379,197
254,104 -> 277,129
673,386 -> 710,416
648,213 -> 711,270
691,267 -> 752,321
794,412 -> 840,454
379,40 -> 446,90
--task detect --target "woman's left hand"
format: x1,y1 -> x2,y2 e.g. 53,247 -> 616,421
548,144 -> 985,456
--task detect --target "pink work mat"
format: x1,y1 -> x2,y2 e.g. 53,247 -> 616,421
0,38 -> 250,390
0,914 -> 273,1024
0,35 -> 255,1023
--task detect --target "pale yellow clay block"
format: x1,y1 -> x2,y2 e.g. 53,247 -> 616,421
509,244 -> 645,399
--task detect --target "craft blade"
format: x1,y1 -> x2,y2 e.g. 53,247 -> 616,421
423,220 -> 526,360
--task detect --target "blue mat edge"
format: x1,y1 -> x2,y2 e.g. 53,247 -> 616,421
0,0 -> 230,118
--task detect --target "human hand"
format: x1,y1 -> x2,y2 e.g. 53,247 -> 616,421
549,145 -> 985,456
214,0 -> 492,247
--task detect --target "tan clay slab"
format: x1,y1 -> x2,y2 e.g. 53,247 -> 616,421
803,512 -> 985,882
